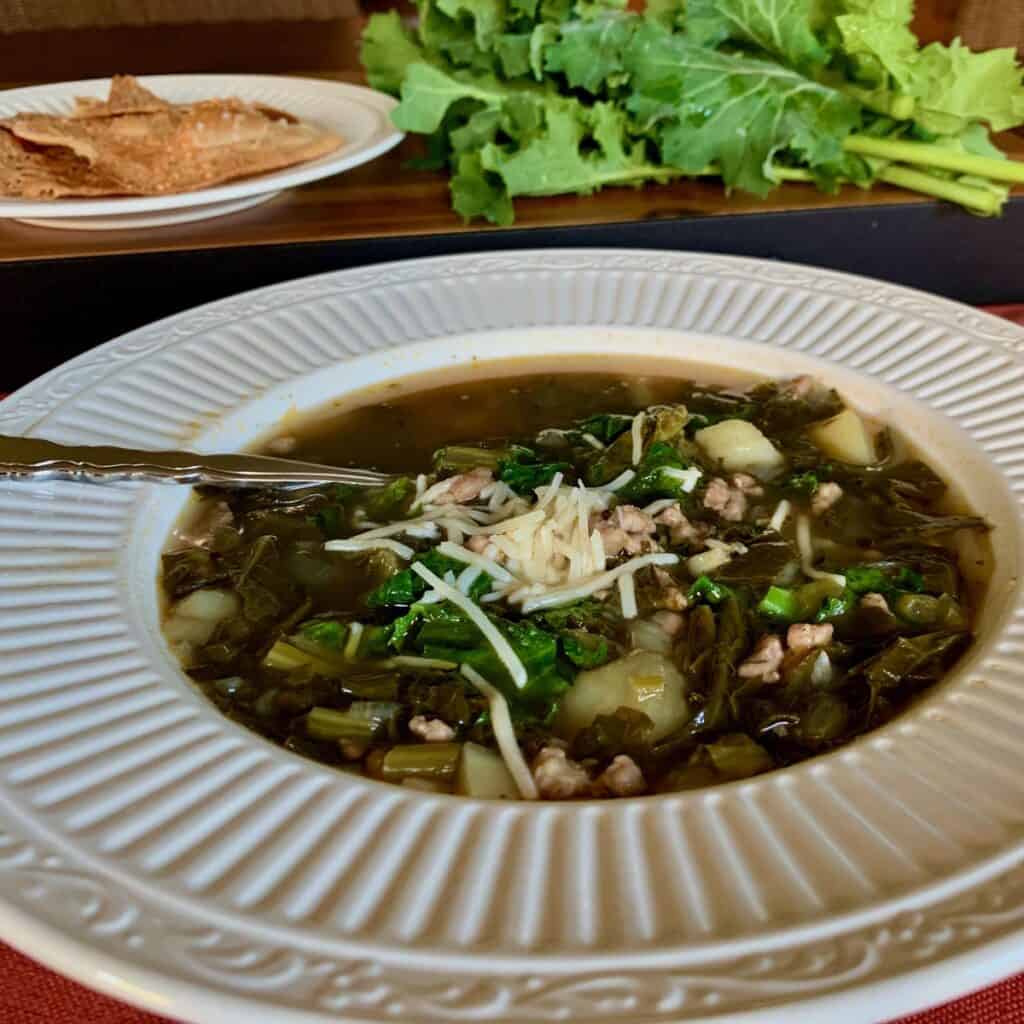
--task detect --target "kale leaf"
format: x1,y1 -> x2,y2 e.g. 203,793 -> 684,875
497,446 -> 572,494
367,549 -> 491,608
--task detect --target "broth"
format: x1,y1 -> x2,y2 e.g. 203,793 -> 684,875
162,362 -> 991,800
272,362 -> 765,473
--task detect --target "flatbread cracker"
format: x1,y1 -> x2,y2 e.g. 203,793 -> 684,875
72,75 -> 172,118
0,75 -> 343,199
0,129 -> 133,198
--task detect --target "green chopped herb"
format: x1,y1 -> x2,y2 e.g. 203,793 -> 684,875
618,441 -> 696,503
688,575 -> 731,605
815,594 -> 854,622
368,549 -> 491,608
784,471 -> 820,495
560,629 -> 610,668
845,564 -> 924,596
497,446 -> 572,494
301,619 -> 346,650
757,585 -> 799,621
363,477 -> 417,522
575,412 -> 634,444
529,597 -> 619,634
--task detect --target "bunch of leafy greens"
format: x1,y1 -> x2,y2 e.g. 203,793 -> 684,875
361,0 -> 1024,223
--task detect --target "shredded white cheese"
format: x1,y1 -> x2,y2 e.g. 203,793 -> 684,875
631,411 -> 645,465
487,481 -> 516,512
795,514 -> 846,587
417,476 -> 457,507
604,468 -> 636,492
326,471 -> 695,614
519,552 -> 679,613
461,664 -> 538,800
470,508 -> 548,537
661,466 -> 703,493
769,499 -> 792,533
618,572 -> 638,619
436,540 -> 514,583
643,498 -> 678,516
537,471 -> 564,509
457,565 -> 483,594
343,622 -> 364,660
410,561 -> 528,689
404,522 -> 442,540
346,512 -> 458,542
324,537 -> 415,560
438,519 -> 465,544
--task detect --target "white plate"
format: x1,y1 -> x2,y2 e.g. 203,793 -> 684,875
1,250 -> 1024,1024
0,75 -> 402,229
14,191 -> 281,230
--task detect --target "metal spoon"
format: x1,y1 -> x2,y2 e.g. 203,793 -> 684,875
0,436 -> 398,489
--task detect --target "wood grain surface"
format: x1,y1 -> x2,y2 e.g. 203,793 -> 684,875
0,1 -> 1021,265
957,0 -> 1024,54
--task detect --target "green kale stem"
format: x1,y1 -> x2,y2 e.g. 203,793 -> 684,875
694,163 -> 813,182
307,706 -> 376,741
696,153 -> 1007,213
381,742 -> 462,779
771,168 -> 815,182
843,135 -> 1024,185
841,86 -> 916,122
514,163 -> 677,195
875,165 -> 1003,216
434,445 -> 511,472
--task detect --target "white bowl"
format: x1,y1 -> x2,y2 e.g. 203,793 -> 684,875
1,250 -> 1023,1023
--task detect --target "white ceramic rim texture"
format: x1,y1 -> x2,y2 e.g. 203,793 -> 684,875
13,191 -> 280,230
0,75 -> 402,217
1,249 -> 1023,1024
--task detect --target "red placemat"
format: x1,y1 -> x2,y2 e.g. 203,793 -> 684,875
983,304 -> 1024,327
2,936 -> 1024,1024
3,302 -> 1024,1023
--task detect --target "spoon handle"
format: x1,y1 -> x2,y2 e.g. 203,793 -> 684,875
0,436 -> 397,489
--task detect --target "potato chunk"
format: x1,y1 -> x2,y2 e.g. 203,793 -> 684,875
556,650 -> 688,742
695,420 -> 783,479
164,589 -> 239,646
456,742 -> 518,799
807,408 -> 876,465
163,588 -> 240,666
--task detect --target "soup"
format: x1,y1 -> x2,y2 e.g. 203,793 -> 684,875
161,363 -> 989,800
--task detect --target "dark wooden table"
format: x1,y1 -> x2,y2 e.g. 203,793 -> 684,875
1,7 -> 1022,390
